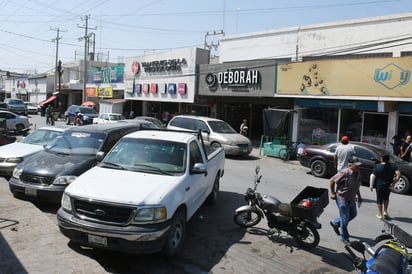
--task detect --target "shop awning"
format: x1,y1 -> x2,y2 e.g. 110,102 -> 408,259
39,95 -> 57,107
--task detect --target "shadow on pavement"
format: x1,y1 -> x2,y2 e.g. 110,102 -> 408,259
64,190 -> 247,273
0,230 -> 27,273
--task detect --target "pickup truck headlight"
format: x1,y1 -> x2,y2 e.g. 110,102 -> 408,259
134,207 -> 166,223
12,167 -> 22,179
61,193 -> 72,212
53,175 -> 77,186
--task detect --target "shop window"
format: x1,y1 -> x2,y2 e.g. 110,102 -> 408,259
362,113 -> 388,148
340,109 -> 363,142
300,108 -> 338,145
397,114 -> 412,140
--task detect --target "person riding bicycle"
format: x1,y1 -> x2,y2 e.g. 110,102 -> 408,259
46,105 -> 54,126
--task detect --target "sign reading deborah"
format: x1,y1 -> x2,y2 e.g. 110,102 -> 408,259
141,59 -> 187,73
208,68 -> 260,88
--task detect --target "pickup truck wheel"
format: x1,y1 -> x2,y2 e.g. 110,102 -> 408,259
163,209 -> 186,257
206,174 -> 219,205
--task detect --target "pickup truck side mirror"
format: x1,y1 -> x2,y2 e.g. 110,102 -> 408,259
96,151 -> 105,161
191,163 -> 208,175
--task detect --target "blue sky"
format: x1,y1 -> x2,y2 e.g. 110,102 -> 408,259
0,0 -> 411,73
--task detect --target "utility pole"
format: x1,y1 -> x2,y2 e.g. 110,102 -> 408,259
78,15 -> 96,102
204,30 -> 225,61
51,27 -> 66,95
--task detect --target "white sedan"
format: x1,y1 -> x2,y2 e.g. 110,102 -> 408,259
93,113 -> 126,124
0,126 -> 68,177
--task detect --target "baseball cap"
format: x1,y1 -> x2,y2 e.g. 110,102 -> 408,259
341,136 -> 349,142
348,157 -> 362,166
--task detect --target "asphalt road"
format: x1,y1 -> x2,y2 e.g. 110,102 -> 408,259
1,114 -> 411,274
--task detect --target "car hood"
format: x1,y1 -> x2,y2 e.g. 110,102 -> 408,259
210,133 -> 251,144
0,142 -> 42,158
18,151 -> 95,176
65,166 -> 179,204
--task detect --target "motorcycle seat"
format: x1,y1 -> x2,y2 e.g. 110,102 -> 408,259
370,246 -> 405,274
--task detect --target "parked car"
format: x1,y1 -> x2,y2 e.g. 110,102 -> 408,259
8,122 -> 150,203
64,105 -> 98,125
0,110 -> 31,133
0,102 -> 9,111
57,129 -> 225,257
93,113 -> 126,124
0,126 -> 68,178
167,115 -> 252,156
299,141 -> 412,194
133,116 -> 165,128
24,102 -> 40,115
3,98 -> 27,115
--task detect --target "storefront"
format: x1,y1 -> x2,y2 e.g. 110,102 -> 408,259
198,60 -> 293,139
275,56 -> 412,152
123,48 -> 210,122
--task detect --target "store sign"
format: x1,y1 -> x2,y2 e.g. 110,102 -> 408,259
141,59 -> 187,73
276,57 -> 412,98
206,68 -> 260,88
89,66 -> 124,84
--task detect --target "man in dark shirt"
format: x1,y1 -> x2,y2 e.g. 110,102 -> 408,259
400,135 -> 411,162
329,157 -> 363,245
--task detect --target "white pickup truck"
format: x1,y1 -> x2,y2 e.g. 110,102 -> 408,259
57,129 -> 225,257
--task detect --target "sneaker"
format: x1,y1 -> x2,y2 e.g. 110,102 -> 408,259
383,213 -> 391,220
376,214 -> 383,220
330,221 -> 340,236
341,238 -> 351,245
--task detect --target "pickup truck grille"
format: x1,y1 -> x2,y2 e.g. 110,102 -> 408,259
21,173 -> 54,186
73,199 -> 134,224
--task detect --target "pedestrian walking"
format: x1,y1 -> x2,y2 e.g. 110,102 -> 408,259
329,157 -> 363,245
369,153 -> 401,220
45,105 -> 54,126
334,135 -> 355,172
390,134 -> 401,156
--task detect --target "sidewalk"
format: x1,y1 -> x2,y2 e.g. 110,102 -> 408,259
0,180 -> 107,274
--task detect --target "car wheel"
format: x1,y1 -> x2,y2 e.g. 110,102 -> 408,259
211,142 -> 221,149
310,159 -> 328,178
206,173 -> 220,205
163,209 -> 186,258
15,124 -> 25,132
392,175 -> 410,194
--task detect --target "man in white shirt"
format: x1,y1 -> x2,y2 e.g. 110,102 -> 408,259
334,136 -> 355,172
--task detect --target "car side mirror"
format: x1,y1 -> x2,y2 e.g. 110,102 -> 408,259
191,163 -> 207,175
201,129 -> 210,134
96,151 -> 105,161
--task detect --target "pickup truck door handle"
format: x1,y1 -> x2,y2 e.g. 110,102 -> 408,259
185,187 -> 190,192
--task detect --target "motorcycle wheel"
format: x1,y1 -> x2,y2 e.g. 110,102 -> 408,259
233,209 -> 261,228
294,221 -> 320,249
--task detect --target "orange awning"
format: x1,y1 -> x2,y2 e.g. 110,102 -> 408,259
39,95 -> 56,107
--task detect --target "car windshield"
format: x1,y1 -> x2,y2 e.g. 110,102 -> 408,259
9,99 -> 24,105
103,138 -> 186,175
22,129 -> 63,146
208,120 -> 237,134
109,114 -> 124,120
45,131 -> 105,155
80,107 -> 97,114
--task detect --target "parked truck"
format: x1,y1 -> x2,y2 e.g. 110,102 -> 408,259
57,129 -> 225,257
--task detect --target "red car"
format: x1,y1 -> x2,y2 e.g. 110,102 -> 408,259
299,141 -> 411,195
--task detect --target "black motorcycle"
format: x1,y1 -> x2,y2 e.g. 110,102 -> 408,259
233,166 -> 328,248
344,219 -> 412,273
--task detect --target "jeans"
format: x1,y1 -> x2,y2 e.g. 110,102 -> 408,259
332,197 -> 357,241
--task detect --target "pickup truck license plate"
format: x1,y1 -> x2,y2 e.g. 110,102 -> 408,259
87,234 -> 107,247
25,187 -> 37,197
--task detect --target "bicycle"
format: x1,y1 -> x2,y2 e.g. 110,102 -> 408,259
280,142 -> 297,161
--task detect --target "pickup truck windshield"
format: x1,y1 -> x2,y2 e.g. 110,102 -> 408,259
46,132 -> 105,155
103,138 -> 187,175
